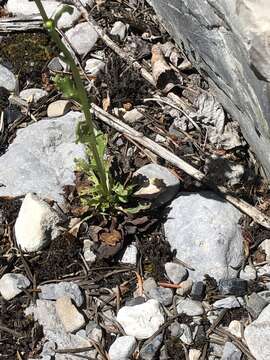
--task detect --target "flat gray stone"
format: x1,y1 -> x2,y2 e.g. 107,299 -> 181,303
176,297 -> 204,316
221,342 -> 242,360
164,192 -> 244,281
0,64 -> 16,91
39,282 -> 83,307
0,111 -> 85,204
148,287 -> 173,306
65,22 -> 98,56
246,292 -> 268,319
245,304 -> 270,360
140,333 -> 163,360
213,296 -> 244,309
165,262 -> 188,284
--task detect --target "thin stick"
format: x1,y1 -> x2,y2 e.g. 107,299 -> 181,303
91,104 -> 270,229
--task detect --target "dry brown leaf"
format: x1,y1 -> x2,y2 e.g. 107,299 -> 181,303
100,229 -> 122,246
102,93 -> 111,111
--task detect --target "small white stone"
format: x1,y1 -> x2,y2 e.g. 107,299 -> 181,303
15,193 -> 61,252
0,273 -> 30,300
6,0 -> 58,17
240,265 -> 256,281
260,239 -> 270,261
83,239 -> 96,263
66,22 -> 98,56
55,296 -> 85,333
116,299 -> 164,339
213,296 -> 244,309
165,262 -> 188,284
0,64 -> 16,92
176,297 -> 204,316
109,336 -> 137,360
20,88 -> 48,103
189,349 -> 201,360
176,278 -> 193,296
47,100 -> 72,118
228,320 -> 242,338
143,277 -> 157,297
120,244 -> 137,265
257,264 -> 270,276
85,59 -> 105,75
179,324 -> 193,345
52,5 -> 80,29
110,21 -> 128,40
123,108 -> 144,123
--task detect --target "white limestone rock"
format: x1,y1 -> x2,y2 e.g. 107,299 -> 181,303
0,273 -> 30,300
15,193 -> 62,252
0,64 -> 16,92
55,296 -> 85,333
20,88 -> 48,103
109,336 -> 137,360
65,22 -> 98,56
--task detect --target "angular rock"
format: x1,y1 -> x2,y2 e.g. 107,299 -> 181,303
240,265 -> 257,281
116,299 -> 164,339
258,290 -> 270,304
134,163 -> 180,205
0,112 -> 85,203
213,296 -> 244,309
260,239 -> 270,261
65,22 -> 98,56
143,277 -> 158,297
25,300 -> 93,359
164,192 -> 244,281
39,282 -> 83,307
47,100 -> 72,118
189,349 -> 201,360
165,262 -> 188,284
110,21 -> 128,40
123,108 -> 145,123
140,333 -> 163,360
55,296 -> 85,333
148,0 -> 270,178
0,64 -> 16,92
148,287 -> 173,306
228,320 -> 242,338
120,244 -> 137,265
221,342 -> 242,360
19,88 -> 48,103
85,58 -> 105,76
176,297 -> 204,316
245,304 -> 270,360
15,193 -> 61,252
179,324 -> 193,345
219,278 -> 248,297
245,292 -> 268,319
83,239 -> 96,263
176,278 -> 193,296
109,336 -> 137,360
190,281 -> 206,301
0,273 -> 30,300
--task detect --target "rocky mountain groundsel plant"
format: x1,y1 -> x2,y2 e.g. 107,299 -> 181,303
34,0 -> 133,212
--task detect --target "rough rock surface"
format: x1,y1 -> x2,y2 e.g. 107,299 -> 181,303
245,304 -> 270,360
39,282 -> 83,307
0,273 -> 30,300
0,64 -> 16,91
149,0 -> 270,177
164,192 -> 244,281
109,336 -> 137,360
0,111 -> 85,203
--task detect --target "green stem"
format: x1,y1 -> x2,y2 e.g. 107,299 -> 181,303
34,0 -> 109,197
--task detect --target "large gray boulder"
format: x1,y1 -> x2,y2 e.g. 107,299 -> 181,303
164,192 -> 244,281
0,111 -> 85,203
149,0 -> 270,177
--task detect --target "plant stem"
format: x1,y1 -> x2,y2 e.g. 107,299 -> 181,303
33,0 -> 109,196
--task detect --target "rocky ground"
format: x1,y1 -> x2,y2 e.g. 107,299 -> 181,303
0,0 -> 270,359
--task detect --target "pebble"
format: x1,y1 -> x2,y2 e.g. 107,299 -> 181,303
164,192 -> 244,281
169,321 -> 183,337
165,262 -> 188,284
0,112 -> 85,203
15,193 -> 62,252
179,324 -> 193,345
189,349 -> 201,360
139,333 -> 163,360
39,282 -> 83,307
116,299 -> 164,339
260,239 -> 270,260
258,290 -> 270,303
221,342 -> 242,360
213,296 -> 244,309
83,239 -> 96,263
176,297 -> 204,316
219,278 -> 248,297
0,273 -> 30,300
120,244 -> 137,265
47,100 -> 72,118
228,320 -> 242,338
190,281 -> 205,301
123,108 -> 144,123
110,21 -> 128,40
133,163 -> 180,205
245,304 -> 270,360
65,22 -> 98,56
143,277 -> 157,297
19,88 -> 47,103
257,264 -> 270,276
176,278 -> 193,296
108,336 -> 137,360
48,57 -> 63,72
85,58 -> 105,76
52,4 -> 80,29
148,287 -> 173,306
55,296 -> 85,333
239,265 -> 257,281
0,64 -> 16,92
245,292 -> 268,319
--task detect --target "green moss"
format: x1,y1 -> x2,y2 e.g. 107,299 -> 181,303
0,32 -> 57,79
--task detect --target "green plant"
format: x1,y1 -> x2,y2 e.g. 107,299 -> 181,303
34,0 -> 133,212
